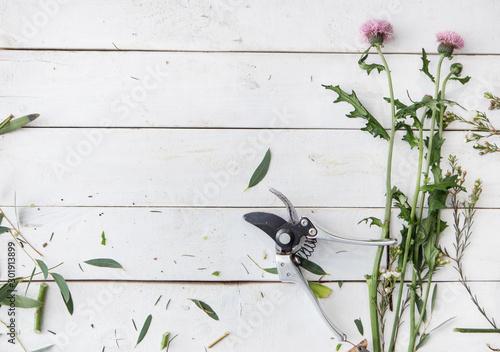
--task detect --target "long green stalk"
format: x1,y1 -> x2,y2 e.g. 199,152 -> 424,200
368,44 -> 398,352
387,121 -> 425,352
407,54 -> 446,352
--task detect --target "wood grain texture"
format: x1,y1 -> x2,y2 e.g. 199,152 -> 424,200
0,129 -> 496,207
0,281 -> 496,351
1,1 -> 499,351
0,0 -> 499,53
0,206 -> 498,282
0,51 -> 498,129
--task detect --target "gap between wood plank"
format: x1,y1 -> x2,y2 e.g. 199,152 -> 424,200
0,47 -> 497,56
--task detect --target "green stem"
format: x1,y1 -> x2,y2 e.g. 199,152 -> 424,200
454,328 -> 500,333
34,282 -> 48,333
387,123 -> 425,352
408,54 -> 446,352
369,44 -> 398,352
438,73 -> 453,138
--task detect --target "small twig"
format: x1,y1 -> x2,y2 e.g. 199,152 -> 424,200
34,282 -> 48,333
454,328 -> 500,333
207,332 -> 229,349
0,319 -> 28,352
0,208 -> 43,257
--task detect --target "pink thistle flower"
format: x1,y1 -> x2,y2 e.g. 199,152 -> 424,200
360,19 -> 393,45
436,31 -> 464,57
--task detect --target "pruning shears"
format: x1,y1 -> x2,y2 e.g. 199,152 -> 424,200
243,188 -> 397,343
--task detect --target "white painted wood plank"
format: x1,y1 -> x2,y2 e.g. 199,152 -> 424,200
1,51 -> 498,128
0,281 -> 496,351
1,0 -> 499,54
0,129 -> 496,208
0,207 -> 497,282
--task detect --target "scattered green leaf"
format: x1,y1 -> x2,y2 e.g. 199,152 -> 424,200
245,148 -> 271,191
84,258 -> 124,270
135,314 -> 152,347
308,282 -> 332,299
0,278 -> 22,302
132,319 -> 137,331
336,343 -> 342,351
0,114 -> 39,135
165,299 -> 171,310
101,231 -> 106,245
212,271 -> 220,277
299,259 -> 328,276
154,295 -> 162,306
0,226 -> 9,235
36,259 -> 49,280
354,318 -> 364,335
49,232 -> 54,241
0,294 -> 43,308
188,299 -> 219,320
50,273 -> 73,315
263,268 -> 278,274
338,281 -> 343,289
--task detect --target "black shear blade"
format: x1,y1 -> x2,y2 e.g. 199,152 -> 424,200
243,212 -> 288,242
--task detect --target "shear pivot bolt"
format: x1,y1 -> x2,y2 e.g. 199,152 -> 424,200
308,228 -> 317,236
278,232 -> 291,245
300,219 -> 308,227
286,272 -> 291,277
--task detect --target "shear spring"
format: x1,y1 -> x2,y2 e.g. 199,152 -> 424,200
295,237 -> 317,260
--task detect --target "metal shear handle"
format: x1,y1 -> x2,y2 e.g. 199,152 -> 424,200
276,253 -> 347,341
312,221 -> 397,246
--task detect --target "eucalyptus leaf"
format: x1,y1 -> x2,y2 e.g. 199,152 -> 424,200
50,272 -> 73,315
308,282 -> 332,299
189,299 -> 219,320
0,294 -> 43,308
299,259 -> 328,276
36,259 -> 49,280
0,278 -> 22,302
84,258 -> 124,270
354,318 -> 364,335
0,226 -> 9,235
135,314 -> 152,347
50,273 -> 70,303
0,114 -> 39,135
245,148 -> 271,190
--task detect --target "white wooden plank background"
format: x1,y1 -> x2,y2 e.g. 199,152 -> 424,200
1,1 -> 500,351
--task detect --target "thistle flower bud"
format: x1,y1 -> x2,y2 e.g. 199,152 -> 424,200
360,19 -> 394,45
422,94 -> 433,102
436,31 -> 465,57
450,63 -> 463,76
